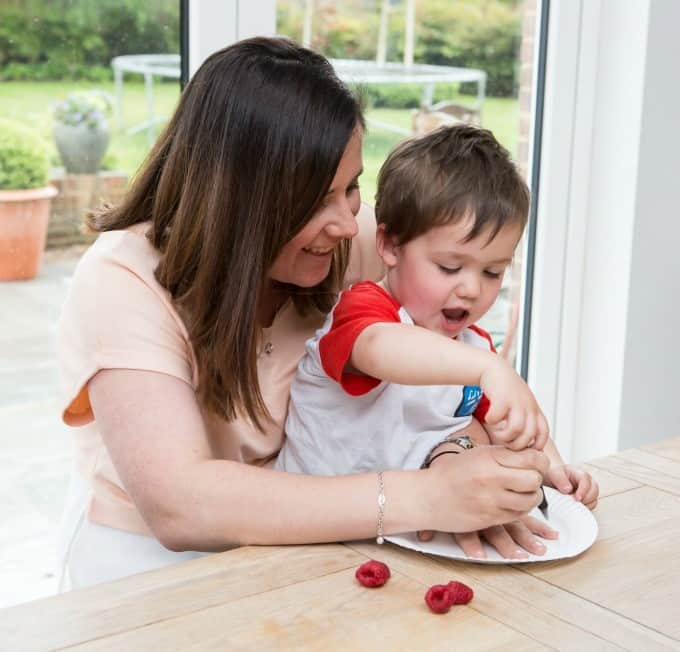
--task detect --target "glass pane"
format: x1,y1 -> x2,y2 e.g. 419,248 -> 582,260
277,0 -> 541,363
0,0 -> 180,606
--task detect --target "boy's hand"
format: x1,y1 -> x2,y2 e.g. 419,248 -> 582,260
479,358 -> 549,451
544,464 -> 599,510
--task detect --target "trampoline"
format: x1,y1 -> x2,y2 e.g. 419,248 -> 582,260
111,54 -> 486,140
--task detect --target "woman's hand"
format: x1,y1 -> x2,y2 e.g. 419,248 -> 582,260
422,444 -> 550,535
479,358 -> 550,452
545,464 -> 599,510
419,514 -> 559,560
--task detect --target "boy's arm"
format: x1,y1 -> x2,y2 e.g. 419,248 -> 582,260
350,321 -> 548,451
351,322 -> 496,387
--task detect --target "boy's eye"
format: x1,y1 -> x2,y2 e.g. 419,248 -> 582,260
438,265 -> 461,275
484,270 -> 503,279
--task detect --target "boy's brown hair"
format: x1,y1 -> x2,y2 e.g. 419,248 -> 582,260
375,124 -> 529,244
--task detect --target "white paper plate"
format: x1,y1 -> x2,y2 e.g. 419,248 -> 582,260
385,487 -> 598,564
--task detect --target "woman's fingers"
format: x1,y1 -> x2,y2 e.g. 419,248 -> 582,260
479,524 -> 529,559
497,488 -> 544,514
518,514 -> 559,540
417,530 -> 434,542
492,446 -> 550,477
501,520 -> 549,556
453,531 -> 487,559
500,468 -> 544,494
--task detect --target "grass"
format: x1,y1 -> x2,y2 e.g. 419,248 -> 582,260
0,81 -> 518,201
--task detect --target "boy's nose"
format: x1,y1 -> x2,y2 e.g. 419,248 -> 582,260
456,272 -> 481,299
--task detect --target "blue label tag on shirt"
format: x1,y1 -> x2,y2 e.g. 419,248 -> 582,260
455,385 -> 483,417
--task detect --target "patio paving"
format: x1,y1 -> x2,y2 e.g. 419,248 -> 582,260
0,248 -> 81,608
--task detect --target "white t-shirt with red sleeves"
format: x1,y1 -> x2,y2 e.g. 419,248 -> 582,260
276,281 -> 494,475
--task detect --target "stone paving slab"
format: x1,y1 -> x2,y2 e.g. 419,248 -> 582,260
0,252 -> 79,609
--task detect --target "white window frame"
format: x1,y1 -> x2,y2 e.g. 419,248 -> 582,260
530,0 -> 680,462
187,0 -> 276,77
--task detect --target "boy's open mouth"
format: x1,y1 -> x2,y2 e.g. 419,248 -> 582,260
442,308 -> 469,323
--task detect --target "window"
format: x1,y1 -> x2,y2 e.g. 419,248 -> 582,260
276,0 -> 544,365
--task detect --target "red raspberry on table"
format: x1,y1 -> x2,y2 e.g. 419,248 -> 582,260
446,581 -> 474,605
424,584 -> 453,614
355,560 -> 391,588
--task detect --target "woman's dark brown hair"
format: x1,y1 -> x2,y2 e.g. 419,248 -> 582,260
88,37 -> 364,430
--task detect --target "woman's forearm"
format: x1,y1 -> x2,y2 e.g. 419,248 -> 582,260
158,461 -> 428,551
352,322 -> 497,386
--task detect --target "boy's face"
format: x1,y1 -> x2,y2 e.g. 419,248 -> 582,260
378,215 -> 522,338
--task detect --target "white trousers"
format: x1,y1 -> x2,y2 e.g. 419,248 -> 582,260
57,467 -> 208,591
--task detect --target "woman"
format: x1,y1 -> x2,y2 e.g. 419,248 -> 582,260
56,37 -> 550,588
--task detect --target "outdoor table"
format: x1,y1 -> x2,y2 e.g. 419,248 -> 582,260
2,438 -> 680,651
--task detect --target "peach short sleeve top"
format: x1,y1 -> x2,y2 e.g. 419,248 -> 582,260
56,204 -> 382,536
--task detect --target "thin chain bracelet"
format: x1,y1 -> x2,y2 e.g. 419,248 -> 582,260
376,471 -> 386,544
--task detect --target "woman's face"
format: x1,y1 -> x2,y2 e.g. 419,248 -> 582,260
268,128 -> 364,288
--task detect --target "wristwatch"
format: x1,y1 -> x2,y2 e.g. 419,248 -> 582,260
445,434 -> 475,450
421,434 -> 475,469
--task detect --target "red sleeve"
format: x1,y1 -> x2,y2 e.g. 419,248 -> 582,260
468,324 -> 495,423
319,282 -> 401,396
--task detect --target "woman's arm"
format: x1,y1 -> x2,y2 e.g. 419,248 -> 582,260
89,368 -> 549,552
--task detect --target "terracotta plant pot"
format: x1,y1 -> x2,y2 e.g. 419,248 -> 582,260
0,186 -> 58,281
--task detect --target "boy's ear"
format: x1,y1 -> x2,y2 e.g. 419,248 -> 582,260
376,224 -> 399,267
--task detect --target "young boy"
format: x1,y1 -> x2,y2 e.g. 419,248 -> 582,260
276,125 -> 597,516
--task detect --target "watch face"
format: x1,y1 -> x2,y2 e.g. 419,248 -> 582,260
450,436 -> 474,449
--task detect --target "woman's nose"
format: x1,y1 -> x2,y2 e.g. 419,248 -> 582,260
325,205 -> 359,239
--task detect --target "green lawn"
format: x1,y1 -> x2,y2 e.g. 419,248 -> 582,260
0,81 -> 518,202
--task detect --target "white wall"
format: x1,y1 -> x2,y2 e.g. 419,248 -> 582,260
618,0 -> 680,450
530,0 -> 680,462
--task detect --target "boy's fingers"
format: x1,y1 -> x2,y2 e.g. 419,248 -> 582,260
484,401 -> 508,425
574,473 -> 592,502
505,406 -> 525,440
538,412 -> 550,440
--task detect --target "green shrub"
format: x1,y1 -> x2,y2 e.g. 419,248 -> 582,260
0,0 -> 178,81
0,119 -> 51,190
277,0 -> 522,98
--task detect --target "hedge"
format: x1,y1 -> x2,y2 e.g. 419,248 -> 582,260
0,0 -> 178,82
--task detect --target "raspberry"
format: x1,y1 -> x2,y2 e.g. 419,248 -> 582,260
446,581 -> 474,605
355,560 -> 391,588
424,584 -> 453,614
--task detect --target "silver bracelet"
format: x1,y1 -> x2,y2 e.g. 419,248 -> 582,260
376,471 -> 386,544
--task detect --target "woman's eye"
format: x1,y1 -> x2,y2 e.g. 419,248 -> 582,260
347,182 -> 360,195
438,265 -> 461,275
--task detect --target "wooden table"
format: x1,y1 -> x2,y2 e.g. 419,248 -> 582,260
3,439 -> 680,651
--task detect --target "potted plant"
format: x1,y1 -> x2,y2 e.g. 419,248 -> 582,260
0,119 -> 58,281
53,90 -> 113,174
